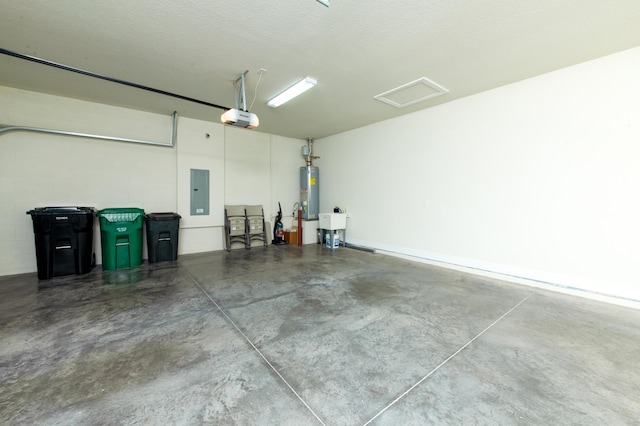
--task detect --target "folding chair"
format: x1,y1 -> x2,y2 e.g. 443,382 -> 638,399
245,205 -> 268,249
224,205 -> 247,251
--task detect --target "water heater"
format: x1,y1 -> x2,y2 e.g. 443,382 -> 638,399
300,166 -> 319,220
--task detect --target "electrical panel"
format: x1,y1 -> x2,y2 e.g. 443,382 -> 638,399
190,169 -> 210,215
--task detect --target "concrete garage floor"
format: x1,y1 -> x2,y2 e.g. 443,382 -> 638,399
1,245 -> 639,425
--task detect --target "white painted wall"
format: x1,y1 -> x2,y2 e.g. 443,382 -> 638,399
315,47 -> 640,302
223,128 -> 306,246
224,126 -> 272,211
0,86 -> 304,276
176,116 -> 225,254
271,135 -> 306,231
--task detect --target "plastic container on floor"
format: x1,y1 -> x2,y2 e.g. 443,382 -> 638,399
97,207 -> 144,270
325,230 -> 340,248
26,207 -> 95,280
145,213 -> 181,263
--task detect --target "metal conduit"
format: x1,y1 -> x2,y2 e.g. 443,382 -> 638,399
0,111 -> 179,147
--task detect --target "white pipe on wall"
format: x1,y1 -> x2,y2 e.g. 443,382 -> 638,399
0,111 -> 178,147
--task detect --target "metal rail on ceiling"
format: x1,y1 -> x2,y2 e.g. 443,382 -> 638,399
0,47 -> 230,111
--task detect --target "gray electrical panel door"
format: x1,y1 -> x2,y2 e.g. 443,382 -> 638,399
300,166 -> 319,220
190,169 -> 210,215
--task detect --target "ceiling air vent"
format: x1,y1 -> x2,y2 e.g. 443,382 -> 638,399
374,77 -> 449,108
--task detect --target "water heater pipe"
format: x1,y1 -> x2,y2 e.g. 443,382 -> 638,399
297,209 -> 303,245
305,137 -> 320,166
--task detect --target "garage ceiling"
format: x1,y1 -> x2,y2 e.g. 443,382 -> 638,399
1,0 -> 640,140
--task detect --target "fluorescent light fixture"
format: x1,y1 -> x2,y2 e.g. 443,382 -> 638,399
267,77 -> 317,107
316,0 -> 330,6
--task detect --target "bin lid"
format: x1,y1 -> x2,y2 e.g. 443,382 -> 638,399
27,207 -> 95,216
97,207 -> 145,222
145,212 -> 182,220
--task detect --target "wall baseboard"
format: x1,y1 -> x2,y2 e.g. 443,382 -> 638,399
348,238 -> 640,310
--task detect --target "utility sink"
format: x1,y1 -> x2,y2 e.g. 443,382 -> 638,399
319,213 -> 347,229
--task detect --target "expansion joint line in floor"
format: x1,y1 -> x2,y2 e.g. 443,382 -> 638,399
185,269 -> 327,426
363,294 -> 532,426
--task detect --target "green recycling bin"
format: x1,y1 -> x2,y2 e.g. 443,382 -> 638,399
97,208 -> 145,270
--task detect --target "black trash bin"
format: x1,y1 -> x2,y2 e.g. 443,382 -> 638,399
26,207 -> 95,279
145,213 -> 181,263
